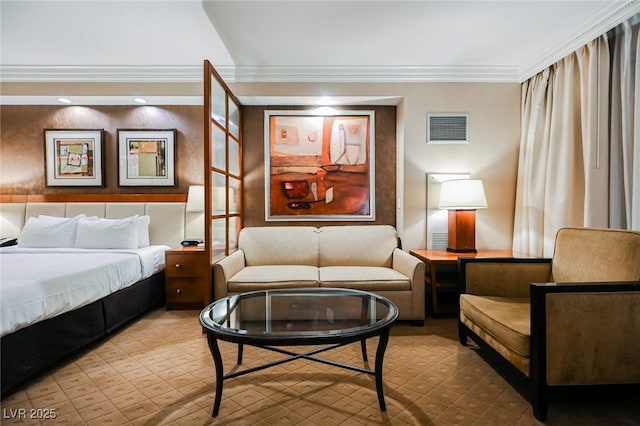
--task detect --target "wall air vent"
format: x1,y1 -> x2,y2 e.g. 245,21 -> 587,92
431,232 -> 449,250
427,113 -> 469,144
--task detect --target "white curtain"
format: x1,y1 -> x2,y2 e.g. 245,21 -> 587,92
513,36 -> 610,257
609,14 -> 640,230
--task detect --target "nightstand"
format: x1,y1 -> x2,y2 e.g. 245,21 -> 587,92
410,249 -> 513,316
165,246 -> 208,309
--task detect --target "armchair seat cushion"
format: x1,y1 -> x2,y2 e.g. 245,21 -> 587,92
460,294 -> 530,357
319,266 -> 411,291
227,265 -> 319,292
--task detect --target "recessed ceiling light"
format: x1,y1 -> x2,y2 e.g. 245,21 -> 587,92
314,106 -> 338,115
57,97 -> 72,104
317,96 -> 333,105
133,97 -> 147,104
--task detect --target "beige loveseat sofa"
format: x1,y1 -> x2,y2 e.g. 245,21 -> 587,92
213,225 -> 425,322
458,227 -> 640,420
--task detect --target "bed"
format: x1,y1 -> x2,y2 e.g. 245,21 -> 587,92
0,196 -> 204,396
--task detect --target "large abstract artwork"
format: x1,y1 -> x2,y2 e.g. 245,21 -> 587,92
265,110 -> 375,221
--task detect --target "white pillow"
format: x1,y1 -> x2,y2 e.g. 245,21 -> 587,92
78,215 -> 149,247
18,214 -> 85,248
74,216 -> 139,249
37,215 -> 75,224
137,215 -> 150,248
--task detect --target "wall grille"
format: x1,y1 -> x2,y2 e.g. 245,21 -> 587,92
431,232 -> 448,250
428,114 -> 469,144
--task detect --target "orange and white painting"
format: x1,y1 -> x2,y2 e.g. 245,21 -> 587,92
265,110 -> 375,221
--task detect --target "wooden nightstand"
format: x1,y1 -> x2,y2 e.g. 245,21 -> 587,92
165,246 -> 208,310
410,249 -> 513,316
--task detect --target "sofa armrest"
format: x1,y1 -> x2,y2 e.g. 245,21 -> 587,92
393,248 -> 425,287
459,258 -> 552,297
393,248 -> 426,321
212,249 -> 246,300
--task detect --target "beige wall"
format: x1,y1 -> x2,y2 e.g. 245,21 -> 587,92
402,83 -> 521,250
230,82 -> 521,250
0,105 -> 203,194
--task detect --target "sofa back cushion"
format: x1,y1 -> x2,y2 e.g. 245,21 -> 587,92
552,227 -> 640,282
318,225 -> 397,267
239,226 -> 319,266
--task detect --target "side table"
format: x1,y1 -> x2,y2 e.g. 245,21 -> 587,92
165,246 -> 208,309
409,249 -> 513,316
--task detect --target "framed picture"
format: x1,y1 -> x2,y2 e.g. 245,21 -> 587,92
117,129 -> 176,187
44,129 -> 104,187
265,110 -> 375,221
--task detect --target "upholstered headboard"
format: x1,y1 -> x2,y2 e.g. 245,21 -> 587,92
0,197 -> 204,248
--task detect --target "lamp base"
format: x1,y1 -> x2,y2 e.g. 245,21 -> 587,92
447,210 -> 478,253
446,247 -> 478,253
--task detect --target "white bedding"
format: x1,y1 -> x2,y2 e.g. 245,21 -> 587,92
0,245 -> 169,337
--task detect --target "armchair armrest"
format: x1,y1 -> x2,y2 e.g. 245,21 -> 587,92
529,281 -> 640,418
212,249 -> 246,300
459,258 -> 552,297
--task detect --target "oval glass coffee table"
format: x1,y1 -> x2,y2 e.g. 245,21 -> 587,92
199,288 -> 398,417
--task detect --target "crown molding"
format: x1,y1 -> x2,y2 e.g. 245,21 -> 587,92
519,0 -> 640,81
0,65 -> 204,83
0,64 -> 520,84
217,65 -> 520,83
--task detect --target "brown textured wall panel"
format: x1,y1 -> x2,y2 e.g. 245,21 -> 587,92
0,105 -> 203,194
242,105 -> 396,227
1,104 -> 396,226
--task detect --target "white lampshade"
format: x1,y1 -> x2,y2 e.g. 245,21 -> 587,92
186,185 -> 205,212
439,179 -> 488,210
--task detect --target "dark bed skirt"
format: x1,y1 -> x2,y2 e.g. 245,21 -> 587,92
1,272 -> 165,397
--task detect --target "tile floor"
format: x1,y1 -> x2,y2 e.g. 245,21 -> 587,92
1,309 -> 638,425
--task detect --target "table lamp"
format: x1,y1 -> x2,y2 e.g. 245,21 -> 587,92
186,185 -> 205,212
438,179 -> 487,253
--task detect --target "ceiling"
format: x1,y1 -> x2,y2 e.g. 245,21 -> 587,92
1,0 -> 639,105
203,0 -> 637,82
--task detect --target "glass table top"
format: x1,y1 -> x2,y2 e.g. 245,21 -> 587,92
200,288 -> 398,340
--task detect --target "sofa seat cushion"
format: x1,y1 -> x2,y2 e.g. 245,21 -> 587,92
319,266 -> 411,291
460,294 -> 531,357
228,265 -> 319,292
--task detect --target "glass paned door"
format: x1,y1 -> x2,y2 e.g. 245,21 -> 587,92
204,60 -> 243,271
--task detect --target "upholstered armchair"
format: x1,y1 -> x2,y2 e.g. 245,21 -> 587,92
457,227 -> 640,420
